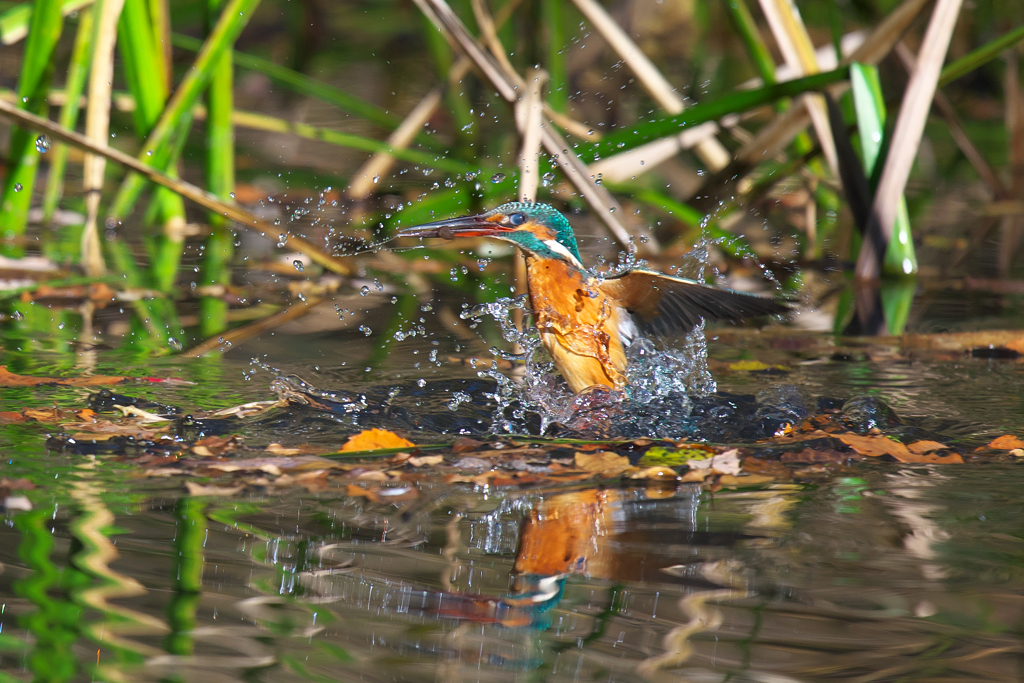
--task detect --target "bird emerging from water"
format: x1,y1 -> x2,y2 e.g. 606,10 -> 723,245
398,202 -> 789,394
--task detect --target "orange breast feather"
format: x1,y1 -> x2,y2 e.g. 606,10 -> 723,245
525,257 -> 628,393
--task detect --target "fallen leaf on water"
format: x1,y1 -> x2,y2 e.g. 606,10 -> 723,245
687,449 -> 742,475
0,477 -> 35,491
836,433 -> 963,464
346,483 -> 418,504
574,451 -> 634,478
981,435 -> 1024,451
628,466 -> 679,481
199,456 -> 341,475
639,444 -> 716,467
907,440 -> 948,454
340,428 -> 415,452
408,455 -> 444,467
0,365 -> 125,387
191,435 -> 241,457
742,458 -> 793,479
185,482 -> 244,496
0,407 -> 96,424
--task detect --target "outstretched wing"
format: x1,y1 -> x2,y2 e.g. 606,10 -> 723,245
598,269 -> 790,337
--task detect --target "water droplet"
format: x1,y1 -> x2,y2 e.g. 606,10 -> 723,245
541,172 -> 555,187
35,135 -> 50,153
293,259 -> 304,271
490,173 -> 506,184
13,183 -> 22,192
146,149 -> 153,156
229,192 -> 235,199
372,175 -> 380,184
417,378 -> 427,387
359,285 -> 370,296
168,337 -> 183,351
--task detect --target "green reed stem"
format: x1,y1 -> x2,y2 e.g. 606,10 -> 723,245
940,22 -> 1024,86
0,0 -> 64,253
199,0 -> 235,336
0,0 -> 88,45
149,112 -> 195,293
724,0 -> 777,85
107,0 -> 261,224
41,4 -> 94,225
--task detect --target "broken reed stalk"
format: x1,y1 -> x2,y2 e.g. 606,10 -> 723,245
569,0 -> 730,172
414,0 -> 659,255
0,97 -> 352,276
82,0 -> 125,277
854,0 -> 964,283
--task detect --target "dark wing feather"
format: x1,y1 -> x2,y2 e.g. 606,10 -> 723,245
598,269 -> 790,336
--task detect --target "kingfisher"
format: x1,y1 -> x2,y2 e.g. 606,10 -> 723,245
398,202 -> 789,393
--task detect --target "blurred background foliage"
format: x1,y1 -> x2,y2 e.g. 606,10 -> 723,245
0,0 -> 1022,359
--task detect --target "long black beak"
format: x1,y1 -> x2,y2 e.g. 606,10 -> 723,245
396,214 -> 510,240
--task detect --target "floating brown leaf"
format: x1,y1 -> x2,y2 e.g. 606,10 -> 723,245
192,435 -> 241,457
836,433 -> 963,464
907,440 -> 948,454
983,435 -> 1024,451
340,428 -> 416,452
574,451 -> 634,478
0,365 -> 126,387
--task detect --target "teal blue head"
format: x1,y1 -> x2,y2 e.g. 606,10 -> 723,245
397,202 -> 583,267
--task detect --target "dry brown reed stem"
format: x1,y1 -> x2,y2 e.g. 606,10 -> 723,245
569,0 -> 730,172
81,0 -> 125,277
694,0 -> 932,209
854,0 -> 963,283
183,296 -> 326,357
510,68 -> 546,349
895,42 -> 1003,198
1000,51 -> 1024,277
346,88 -> 443,199
756,0 -> 839,176
0,97 -> 352,276
413,0 -> 659,254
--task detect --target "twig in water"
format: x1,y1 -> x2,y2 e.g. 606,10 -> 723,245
183,297 -> 326,357
0,97 -> 352,276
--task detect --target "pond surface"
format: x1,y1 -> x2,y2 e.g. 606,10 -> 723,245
1,315 -> 1024,682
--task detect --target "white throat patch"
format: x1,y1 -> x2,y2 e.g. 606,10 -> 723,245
542,239 -> 583,268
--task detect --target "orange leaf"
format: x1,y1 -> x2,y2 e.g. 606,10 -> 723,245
835,433 -> 918,463
340,428 -> 415,452
0,365 -> 125,387
984,435 -> 1024,451
907,440 -> 948,454
837,433 -> 963,464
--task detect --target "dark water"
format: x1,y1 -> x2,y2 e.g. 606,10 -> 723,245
2,318 -> 1024,682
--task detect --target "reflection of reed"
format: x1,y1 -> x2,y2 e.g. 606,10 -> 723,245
885,467 -> 951,580
68,456 -> 169,664
637,588 -> 743,680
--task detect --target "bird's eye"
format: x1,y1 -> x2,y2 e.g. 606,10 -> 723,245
508,212 -> 526,226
